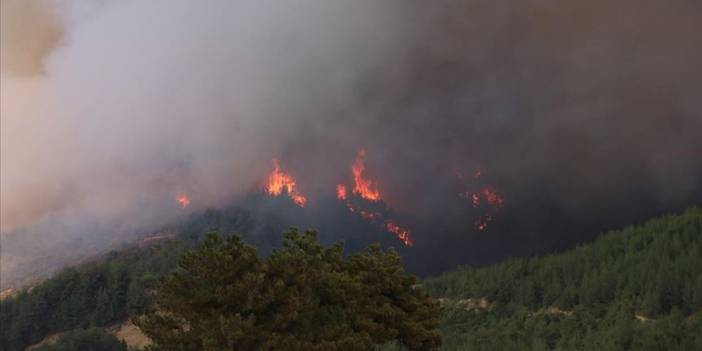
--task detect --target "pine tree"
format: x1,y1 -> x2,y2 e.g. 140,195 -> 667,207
125,279 -> 150,316
136,230 -> 441,350
92,288 -> 115,326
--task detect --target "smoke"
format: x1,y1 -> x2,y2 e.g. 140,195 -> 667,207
1,0 -> 410,232
2,0 -> 701,279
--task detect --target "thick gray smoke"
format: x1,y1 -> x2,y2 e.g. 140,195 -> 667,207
1,0 -> 411,232
2,0 -> 701,283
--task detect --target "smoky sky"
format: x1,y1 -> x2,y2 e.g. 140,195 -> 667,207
2,0 -> 701,280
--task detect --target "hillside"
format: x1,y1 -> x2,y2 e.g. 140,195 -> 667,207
418,207 -> 702,350
0,200 -> 408,351
2,208 -> 701,350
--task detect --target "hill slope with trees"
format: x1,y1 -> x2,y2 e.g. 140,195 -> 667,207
2,207 -> 700,350
418,207 -> 702,350
136,229 -> 440,350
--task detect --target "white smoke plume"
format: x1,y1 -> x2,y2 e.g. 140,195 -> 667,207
1,0 -> 411,232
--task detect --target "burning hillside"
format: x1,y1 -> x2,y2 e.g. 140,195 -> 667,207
260,150 -> 508,247
336,150 -> 415,246
265,159 -> 307,207
2,0 -> 701,288
458,171 -> 505,231
350,149 -> 381,201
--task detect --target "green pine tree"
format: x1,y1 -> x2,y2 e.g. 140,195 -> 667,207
136,229 -> 441,350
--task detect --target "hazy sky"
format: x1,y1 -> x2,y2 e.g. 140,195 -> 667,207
1,0 -> 701,278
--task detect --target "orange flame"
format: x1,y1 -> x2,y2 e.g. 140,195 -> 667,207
385,220 -> 413,247
177,195 -> 191,208
266,159 -> 307,207
336,184 -> 347,200
335,149 -> 414,247
352,149 -> 381,201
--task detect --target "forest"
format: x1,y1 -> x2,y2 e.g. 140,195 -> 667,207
417,207 -> 702,350
2,208 -> 700,350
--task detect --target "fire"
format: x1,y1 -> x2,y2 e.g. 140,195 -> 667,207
475,214 -> 492,231
385,220 -> 413,247
266,159 -> 307,207
176,194 -> 191,208
457,169 -> 505,232
333,149 -> 413,247
471,193 -> 480,208
469,188 -> 503,231
482,188 -> 504,208
359,209 -> 381,221
336,184 -> 347,200
352,149 -> 381,201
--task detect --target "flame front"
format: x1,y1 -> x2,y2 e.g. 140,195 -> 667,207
352,149 -> 381,201
333,149 -> 414,247
266,159 -> 307,207
385,220 -> 413,247
177,194 -> 191,208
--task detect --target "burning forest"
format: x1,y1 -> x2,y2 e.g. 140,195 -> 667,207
265,159 -> 307,207
261,149 -> 507,247
336,149 -> 415,246
2,0 -> 702,288
458,170 -> 505,232
2,1 -> 702,349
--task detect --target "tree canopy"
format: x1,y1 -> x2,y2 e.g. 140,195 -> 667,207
33,328 -> 128,351
136,229 -> 441,351
417,207 -> 702,350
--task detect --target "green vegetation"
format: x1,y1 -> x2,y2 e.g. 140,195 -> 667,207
2,207 -> 700,350
0,239 -> 186,351
416,207 -> 702,350
32,328 -> 128,351
136,229 -> 441,350
1,206 -> 263,351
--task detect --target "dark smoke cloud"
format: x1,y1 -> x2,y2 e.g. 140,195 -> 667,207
2,0 -> 701,282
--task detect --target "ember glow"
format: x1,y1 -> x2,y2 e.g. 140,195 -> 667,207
346,201 -> 383,221
482,188 -> 504,208
475,214 -> 492,232
352,150 -> 381,201
176,195 -> 191,208
471,193 -> 480,208
385,220 -> 413,247
356,208 -> 381,221
459,170 -> 505,232
265,159 -> 307,207
336,184 -> 347,200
